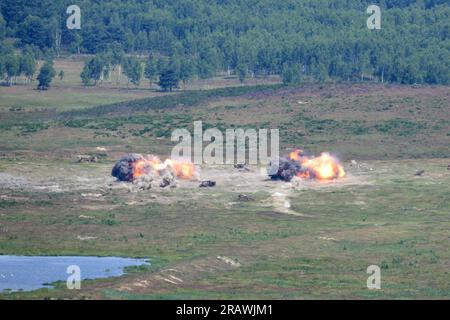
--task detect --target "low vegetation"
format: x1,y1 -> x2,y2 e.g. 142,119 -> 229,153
0,57 -> 448,299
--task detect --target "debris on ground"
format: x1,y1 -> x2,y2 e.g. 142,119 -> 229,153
267,191 -> 305,216
290,176 -> 303,188
153,274 -> 183,285
318,236 -> 337,241
77,155 -> 98,163
78,215 -> 95,219
0,226 -> 9,234
132,174 -> 155,191
0,173 -> 28,189
159,170 -> 177,188
77,235 -> 97,241
217,256 -> 241,267
154,274 -> 184,285
234,163 -> 251,172
238,194 -> 254,201
81,193 -> 103,198
284,199 -> 291,208
199,180 -> 216,188
415,170 -> 425,176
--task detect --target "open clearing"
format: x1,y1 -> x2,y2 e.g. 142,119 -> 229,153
0,82 -> 449,299
0,57 -> 280,111
1,158 -> 449,299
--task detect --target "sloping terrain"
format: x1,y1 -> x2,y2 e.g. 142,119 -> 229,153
0,83 -> 449,299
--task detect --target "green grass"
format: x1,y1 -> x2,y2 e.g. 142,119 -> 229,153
0,81 -> 449,299
1,159 -> 449,299
0,89 -> 150,111
61,84 -> 283,117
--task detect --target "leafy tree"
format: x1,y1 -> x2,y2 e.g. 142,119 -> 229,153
37,60 -> 56,90
81,24 -> 108,53
197,51 -> 216,79
168,56 -> 181,82
0,57 -> 3,81
282,64 -> 302,85
134,31 -> 148,55
104,42 -> 125,83
156,57 -> 169,75
0,13 -> 5,41
123,57 -> 143,86
0,42 -> 13,83
19,53 -> 36,83
0,0 -> 29,29
80,64 -> 91,86
236,63 -> 247,85
4,54 -> 19,86
70,33 -> 83,55
144,55 -> 158,87
311,61 -> 328,82
158,66 -> 179,92
81,56 -> 106,86
18,16 -> 50,49
1,1 -> 449,85
108,43 -> 125,67
179,58 -> 195,90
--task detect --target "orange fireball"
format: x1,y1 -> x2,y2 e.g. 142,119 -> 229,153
132,156 -> 195,180
289,149 -> 304,161
301,153 -> 345,180
164,159 -> 196,180
132,159 -> 150,179
289,150 -> 345,181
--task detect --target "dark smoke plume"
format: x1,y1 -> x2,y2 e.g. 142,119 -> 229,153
267,157 -> 300,182
111,153 -> 144,182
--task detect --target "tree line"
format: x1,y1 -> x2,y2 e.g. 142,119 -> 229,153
0,48 -> 36,86
0,30 -> 56,90
80,50 -> 193,91
1,0 -> 449,85
0,43 -> 57,90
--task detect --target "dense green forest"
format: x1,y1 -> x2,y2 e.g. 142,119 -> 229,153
0,0 -> 449,85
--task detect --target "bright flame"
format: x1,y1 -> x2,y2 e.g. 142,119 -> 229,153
289,150 -> 345,181
132,156 -> 195,180
289,149 -> 304,161
132,159 -> 150,179
165,159 -> 196,179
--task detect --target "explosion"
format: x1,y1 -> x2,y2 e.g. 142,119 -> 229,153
290,149 -> 345,180
112,153 -> 195,183
269,149 -> 345,182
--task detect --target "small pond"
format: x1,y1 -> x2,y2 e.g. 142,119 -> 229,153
0,255 -> 150,292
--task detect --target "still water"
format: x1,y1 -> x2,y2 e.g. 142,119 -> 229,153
0,255 -> 150,292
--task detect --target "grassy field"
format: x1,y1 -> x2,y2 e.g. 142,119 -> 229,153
1,82 -> 448,160
0,77 -> 449,299
0,56 -> 280,111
